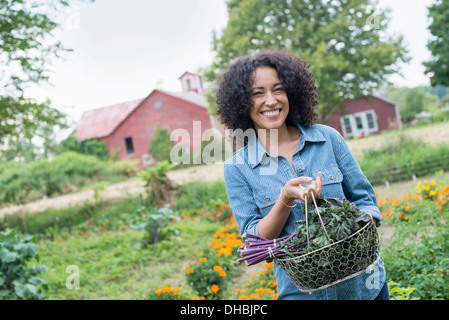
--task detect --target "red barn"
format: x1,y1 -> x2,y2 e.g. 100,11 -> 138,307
327,95 -> 402,139
75,72 -> 223,169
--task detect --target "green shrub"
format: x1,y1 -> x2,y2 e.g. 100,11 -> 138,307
388,281 -> 420,300
0,229 -> 48,300
185,248 -> 235,300
359,139 -> 449,185
175,180 -> 228,212
57,134 -> 109,160
149,125 -> 173,163
0,152 -> 134,205
129,205 -> 180,246
138,160 -> 178,207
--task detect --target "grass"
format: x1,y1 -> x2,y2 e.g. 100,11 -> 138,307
32,216 -> 225,300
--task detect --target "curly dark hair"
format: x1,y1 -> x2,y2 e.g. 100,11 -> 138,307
216,50 -> 318,132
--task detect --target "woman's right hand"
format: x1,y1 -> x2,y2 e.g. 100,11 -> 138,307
281,172 -> 322,204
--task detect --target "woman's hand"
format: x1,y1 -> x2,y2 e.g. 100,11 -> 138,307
281,172 -> 322,204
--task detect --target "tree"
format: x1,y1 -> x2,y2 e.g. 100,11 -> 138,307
57,133 -> 108,160
204,0 -> 409,123
149,125 -> 173,163
424,0 -> 449,87
0,0 -> 93,149
401,87 -> 439,123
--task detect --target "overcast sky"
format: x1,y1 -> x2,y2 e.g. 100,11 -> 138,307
26,0 -> 436,126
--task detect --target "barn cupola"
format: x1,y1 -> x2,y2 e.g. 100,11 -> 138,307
179,71 -> 203,95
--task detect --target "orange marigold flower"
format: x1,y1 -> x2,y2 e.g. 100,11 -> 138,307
186,268 -> 194,274
161,286 -> 171,293
239,296 -> 250,300
211,284 -> 219,294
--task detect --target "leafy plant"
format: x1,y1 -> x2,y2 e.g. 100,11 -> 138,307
130,205 -> 180,245
388,281 -> 420,300
185,249 -> 233,300
0,230 -> 48,300
138,160 -> 178,207
149,125 -> 173,163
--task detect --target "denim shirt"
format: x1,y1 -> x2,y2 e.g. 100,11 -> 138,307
223,124 -> 386,300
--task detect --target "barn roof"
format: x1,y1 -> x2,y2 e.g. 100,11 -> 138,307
75,89 -> 208,141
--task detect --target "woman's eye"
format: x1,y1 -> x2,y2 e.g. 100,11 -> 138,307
252,91 -> 263,96
275,87 -> 285,92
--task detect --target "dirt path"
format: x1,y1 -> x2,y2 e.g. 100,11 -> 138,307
0,164 -> 224,218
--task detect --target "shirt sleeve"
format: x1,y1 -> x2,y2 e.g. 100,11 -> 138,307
335,133 -> 383,227
223,162 -> 262,239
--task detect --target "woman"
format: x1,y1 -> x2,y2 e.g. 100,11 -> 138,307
216,50 -> 389,300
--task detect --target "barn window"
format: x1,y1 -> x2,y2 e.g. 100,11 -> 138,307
186,78 -> 193,90
125,137 -> 134,155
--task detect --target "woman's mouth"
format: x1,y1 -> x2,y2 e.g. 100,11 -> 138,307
261,109 -> 281,118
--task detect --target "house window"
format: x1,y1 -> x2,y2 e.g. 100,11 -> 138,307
343,117 -> 352,134
366,112 -> 375,129
340,110 -> 378,138
355,116 -> 363,130
125,137 -> 134,155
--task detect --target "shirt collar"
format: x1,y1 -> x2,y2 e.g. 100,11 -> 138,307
247,124 -> 327,168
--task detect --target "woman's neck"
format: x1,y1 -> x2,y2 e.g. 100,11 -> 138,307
257,124 -> 299,154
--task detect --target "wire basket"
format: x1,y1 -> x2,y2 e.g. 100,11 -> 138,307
277,194 -> 380,293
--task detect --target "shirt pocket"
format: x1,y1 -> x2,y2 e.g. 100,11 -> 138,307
253,187 -> 281,216
314,165 -> 345,199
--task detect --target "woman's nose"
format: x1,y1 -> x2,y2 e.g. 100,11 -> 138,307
265,92 -> 276,106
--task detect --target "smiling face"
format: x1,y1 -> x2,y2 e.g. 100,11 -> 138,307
249,66 -> 289,132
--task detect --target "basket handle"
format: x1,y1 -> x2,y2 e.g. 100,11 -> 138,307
304,182 -> 333,244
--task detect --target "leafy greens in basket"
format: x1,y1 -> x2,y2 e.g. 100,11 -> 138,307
238,195 -> 374,266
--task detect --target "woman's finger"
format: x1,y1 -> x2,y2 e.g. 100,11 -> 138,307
315,171 -> 322,196
286,176 -> 312,187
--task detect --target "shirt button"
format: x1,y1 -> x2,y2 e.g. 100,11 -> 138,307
329,175 -> 334,180
266,196 -> 270,202
298,168 -> 303,173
